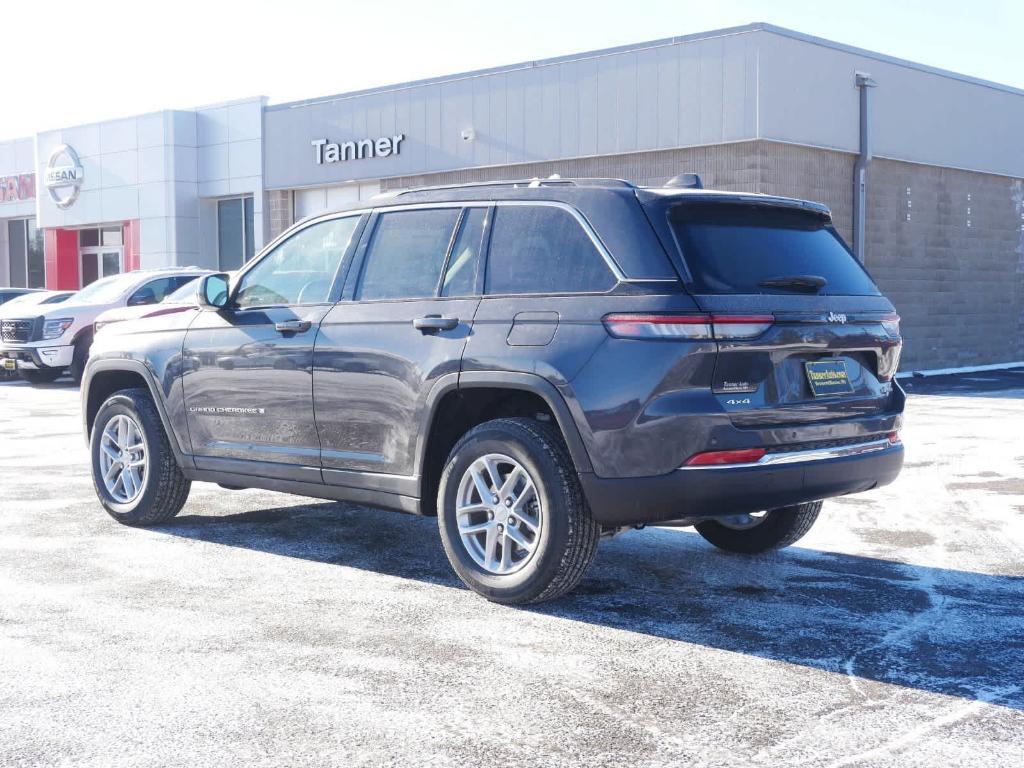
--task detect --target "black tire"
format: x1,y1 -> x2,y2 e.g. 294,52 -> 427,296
69,337 -> 90,384
90,387 -> 191,526
695,501 -> 823,554
437,417 -> 600,605
19,368 -> 62,384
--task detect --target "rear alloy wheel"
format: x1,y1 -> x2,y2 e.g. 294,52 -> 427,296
455,453 -> 544,576
437,417 -> 600,604
695,501 -> 822,554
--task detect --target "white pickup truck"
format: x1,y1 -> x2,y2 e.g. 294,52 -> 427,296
0,268 -> 208,384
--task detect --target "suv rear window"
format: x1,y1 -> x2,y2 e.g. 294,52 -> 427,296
665,204 -> 880,296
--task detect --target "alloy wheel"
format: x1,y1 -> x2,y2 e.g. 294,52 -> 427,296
99,414 -> 148,504
455,453 -> 543,575
716,511 -> 769,530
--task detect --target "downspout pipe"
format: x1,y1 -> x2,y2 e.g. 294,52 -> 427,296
853,72 -> 877,263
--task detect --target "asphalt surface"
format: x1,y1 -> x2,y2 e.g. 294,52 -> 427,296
1,370 -> 1022,767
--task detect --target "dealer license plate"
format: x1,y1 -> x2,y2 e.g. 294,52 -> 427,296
805,359 -> 854,397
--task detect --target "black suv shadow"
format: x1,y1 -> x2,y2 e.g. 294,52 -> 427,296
901,368 -> 1024,399
161,501 -> 1024,711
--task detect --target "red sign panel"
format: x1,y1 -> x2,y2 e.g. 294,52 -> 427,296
0,173 -> 36,203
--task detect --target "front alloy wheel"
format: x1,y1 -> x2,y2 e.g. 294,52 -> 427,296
98,414 -> 148,504
90,388 -> 191,526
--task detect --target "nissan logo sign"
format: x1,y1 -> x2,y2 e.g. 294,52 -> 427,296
44,144 -> 84,209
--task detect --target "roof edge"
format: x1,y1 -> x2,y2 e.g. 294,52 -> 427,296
756,23 -> 1024,98
267,21 -> 1024,112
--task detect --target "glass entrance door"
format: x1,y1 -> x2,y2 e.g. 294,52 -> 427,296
78,226 -> 125,287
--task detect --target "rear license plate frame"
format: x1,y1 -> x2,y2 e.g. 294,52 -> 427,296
805,359 -> 854,397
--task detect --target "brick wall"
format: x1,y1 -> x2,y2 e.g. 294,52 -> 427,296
380,140 -> 1024,371
861,159 -> 1023,369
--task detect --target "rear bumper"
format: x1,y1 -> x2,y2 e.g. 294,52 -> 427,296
579,442 -> 904,526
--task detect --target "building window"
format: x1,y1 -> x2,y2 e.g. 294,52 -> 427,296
6,218 -> 45,288
218,196 -> 255,271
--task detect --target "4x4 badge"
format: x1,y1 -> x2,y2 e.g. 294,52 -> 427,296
828,312 -> 848,324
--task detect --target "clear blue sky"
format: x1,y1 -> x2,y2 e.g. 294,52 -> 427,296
2,0 -> 1020,141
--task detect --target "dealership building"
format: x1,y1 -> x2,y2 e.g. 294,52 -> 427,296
1,23 -> 1022,370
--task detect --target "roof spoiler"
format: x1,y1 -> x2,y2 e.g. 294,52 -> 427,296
664,173 -> 703,190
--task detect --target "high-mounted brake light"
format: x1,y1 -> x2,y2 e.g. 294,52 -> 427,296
603,313 -> 773,340
683,448 -> 767,466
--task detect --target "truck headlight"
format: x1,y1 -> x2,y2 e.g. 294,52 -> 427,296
42,318 -> 74,340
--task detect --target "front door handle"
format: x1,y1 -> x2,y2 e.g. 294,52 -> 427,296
413,315 -> 459,333
275,319 -> 312,334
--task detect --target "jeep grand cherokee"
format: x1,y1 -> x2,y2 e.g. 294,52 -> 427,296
81,177 -> 904,604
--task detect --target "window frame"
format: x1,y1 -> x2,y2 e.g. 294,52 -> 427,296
231,199 -> 622,305
349,204 -> 487,304
228,211 -> 367,311
481,201 -> 621,298
438,206 -> 489,298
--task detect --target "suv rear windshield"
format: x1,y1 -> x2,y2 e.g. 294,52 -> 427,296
665,204 -> 880,296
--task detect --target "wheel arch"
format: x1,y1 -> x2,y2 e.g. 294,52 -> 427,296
82,359 -> 189,467
414,371 -> 594,514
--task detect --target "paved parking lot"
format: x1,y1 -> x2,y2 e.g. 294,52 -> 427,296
1,371 -> 1022,767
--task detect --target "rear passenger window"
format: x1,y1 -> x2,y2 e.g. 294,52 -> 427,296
485,206 -> 615,295
358,209 -> 461,300
440,208 -> 486,297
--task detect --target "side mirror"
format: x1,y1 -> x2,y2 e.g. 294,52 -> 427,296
197,273 -> 231,309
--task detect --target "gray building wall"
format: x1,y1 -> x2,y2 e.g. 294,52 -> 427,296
381,141 -> 1023,371
264,24 -> 1024,192
261,23 -> 1024,372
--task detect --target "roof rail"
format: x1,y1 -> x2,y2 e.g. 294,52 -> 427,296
391,177 -> 637,196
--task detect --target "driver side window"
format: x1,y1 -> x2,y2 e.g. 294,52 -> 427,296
234,216 -> 360,309
128,276 -> 180,306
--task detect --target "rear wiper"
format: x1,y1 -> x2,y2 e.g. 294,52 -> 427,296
758,274 -> 827,292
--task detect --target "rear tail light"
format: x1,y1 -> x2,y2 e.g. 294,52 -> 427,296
603,313 -> 773,340
880,313 -> 900,338
887,431 -> 901,445
876,313 -> 902,381
711,315 -> 775,339
602,314 -> 712,340
683,447 -> 766,466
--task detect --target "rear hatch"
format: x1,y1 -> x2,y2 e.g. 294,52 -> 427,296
640,193 -> 902,426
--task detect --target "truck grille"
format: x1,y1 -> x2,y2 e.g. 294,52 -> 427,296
0,319 -> 34,343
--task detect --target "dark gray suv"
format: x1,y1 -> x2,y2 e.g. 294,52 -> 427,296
82,178 -> 904,604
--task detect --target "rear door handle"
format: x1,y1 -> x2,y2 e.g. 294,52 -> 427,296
413,315 -> 459,333
274,319 -> 312,334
